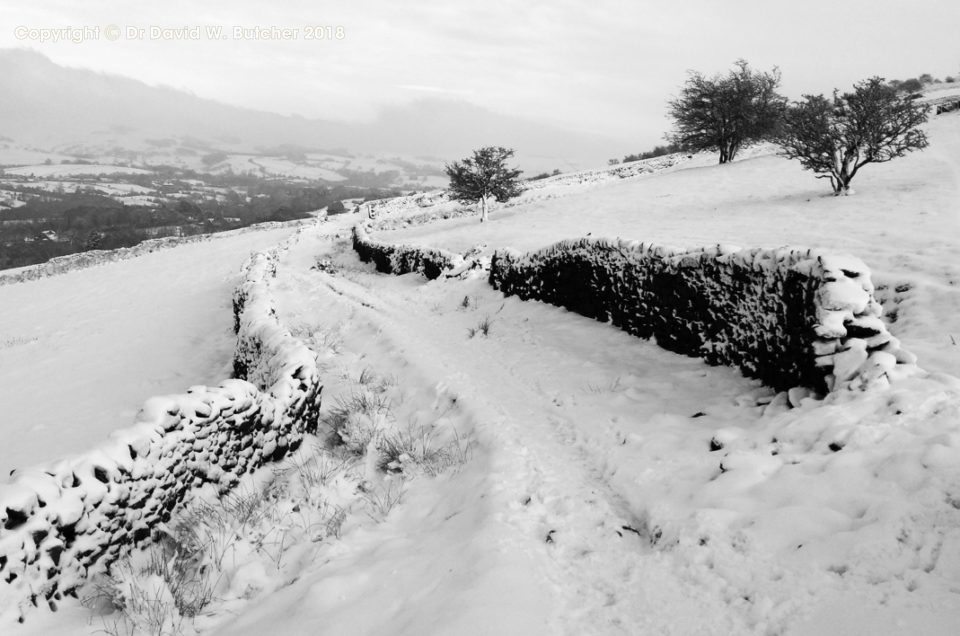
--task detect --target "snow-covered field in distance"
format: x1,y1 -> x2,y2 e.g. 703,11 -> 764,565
0,144 -> 448,188
2,113 -> 960,635
2,164 -> 152,177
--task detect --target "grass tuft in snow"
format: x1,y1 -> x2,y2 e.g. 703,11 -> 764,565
1,335 -> 39,349
324,358 -> 475,478
85,570 -> 189,636
284,442 -> 353,490
361,479 -> 406,521
82,513 -> 221,635
376,424 -> 475,476
458,294 -> 481,311
355,366 -> 397,391
289,321 -> 345,355
584,376 -> 624,394
323,389 -> 393,453
357,366 -> 377,386
467,316 -> 494,338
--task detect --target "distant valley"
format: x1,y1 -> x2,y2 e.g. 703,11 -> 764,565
0,156 -> 412,270
0,48 -> 622,269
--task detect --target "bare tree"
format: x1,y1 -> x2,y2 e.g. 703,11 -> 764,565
667,60 -> 786,164
777,77 -> 929,195
445,146 -> 522,222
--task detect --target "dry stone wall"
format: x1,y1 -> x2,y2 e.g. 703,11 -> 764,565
0,220 -> 308,286
352,223 -> 463,280
0,235 -> 322,619
365,205 -> 480,232
489,238 -> 918,392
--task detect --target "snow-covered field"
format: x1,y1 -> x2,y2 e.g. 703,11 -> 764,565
0,225 -> 296,478
0,142 -> 446,187
0,180 -> 155,198
2,113 -> 960,635
250,157 -> 346,181
920,82 -> 960,102
1,164 -> 152,177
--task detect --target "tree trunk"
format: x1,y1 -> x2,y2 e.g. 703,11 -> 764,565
728,140 -> 740,163
480,196 -> 489,222
832,167 -> 852,196
719,139 -> 738,164
830,178 -> 851,195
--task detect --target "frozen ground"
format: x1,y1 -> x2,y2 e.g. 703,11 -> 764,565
2,113 -> 960,635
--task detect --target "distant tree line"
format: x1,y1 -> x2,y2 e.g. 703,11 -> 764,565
529,169 -> 562,181
609,142 -> 688,165
890,73 -> 956,93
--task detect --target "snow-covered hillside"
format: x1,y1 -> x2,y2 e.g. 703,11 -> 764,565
2,112 -> 960,635
382,111 -> 960,379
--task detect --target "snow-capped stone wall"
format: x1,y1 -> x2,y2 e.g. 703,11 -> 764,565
358,190 -> 454,220
521,152 -> 689,193
365,205 -> 481,232
0,241 -> 322,618
0,220 -> 307,286
489,238 -> 918,392
352,223 -> 463,280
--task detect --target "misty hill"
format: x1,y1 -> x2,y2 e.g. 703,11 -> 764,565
0,49 -> 616,172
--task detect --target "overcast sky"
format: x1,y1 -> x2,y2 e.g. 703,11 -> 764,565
2,0 -> 957,148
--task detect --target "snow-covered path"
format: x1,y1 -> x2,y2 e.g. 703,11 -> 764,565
219,220 -> 765,634
207,218 -> 960,635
